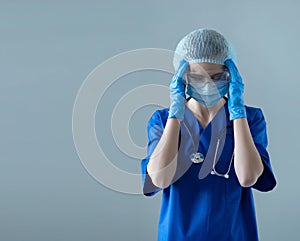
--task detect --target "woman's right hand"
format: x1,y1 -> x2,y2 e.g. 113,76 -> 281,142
168,59 -> 189,121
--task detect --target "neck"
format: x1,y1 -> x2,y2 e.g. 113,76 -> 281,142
186,97 -> 226,124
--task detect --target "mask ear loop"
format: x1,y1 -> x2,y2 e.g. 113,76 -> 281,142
183,72 -> 189,85
183,72 -> 191,99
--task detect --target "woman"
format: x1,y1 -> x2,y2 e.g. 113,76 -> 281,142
141,28 -> 276,241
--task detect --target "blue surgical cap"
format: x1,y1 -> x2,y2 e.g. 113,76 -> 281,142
173,28 -> 237,70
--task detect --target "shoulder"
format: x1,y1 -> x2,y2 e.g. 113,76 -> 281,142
147,107 -> 170,128
244,104 -> 266,127
245,104 -> 262,116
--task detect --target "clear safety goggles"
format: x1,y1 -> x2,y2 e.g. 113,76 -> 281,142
184,69 -> 231,85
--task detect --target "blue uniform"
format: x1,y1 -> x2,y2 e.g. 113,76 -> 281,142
141,98 -> 277,241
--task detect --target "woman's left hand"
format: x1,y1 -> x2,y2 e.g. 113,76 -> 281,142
224,59 -> 247,120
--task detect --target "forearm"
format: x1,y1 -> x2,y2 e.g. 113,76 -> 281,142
147,118 -> 180,188
233,118 -> 264,187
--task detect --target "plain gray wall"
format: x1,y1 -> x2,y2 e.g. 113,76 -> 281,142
1,0 -> 299,240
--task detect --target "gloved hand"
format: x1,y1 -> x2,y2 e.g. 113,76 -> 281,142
168,59 -> 189,121
224,59 -> 247,121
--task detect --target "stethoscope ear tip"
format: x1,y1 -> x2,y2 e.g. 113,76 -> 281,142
211,170 -> 229,179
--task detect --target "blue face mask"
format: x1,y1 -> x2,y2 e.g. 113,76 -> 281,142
186,81 -> 229,107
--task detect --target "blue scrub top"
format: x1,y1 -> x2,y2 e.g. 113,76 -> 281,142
141,98 -> 277,241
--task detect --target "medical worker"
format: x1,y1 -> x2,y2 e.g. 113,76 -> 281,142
141,28 -> 277,241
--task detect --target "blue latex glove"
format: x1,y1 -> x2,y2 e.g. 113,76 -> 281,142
168,59 -> 189,121
224,59 -> 247,120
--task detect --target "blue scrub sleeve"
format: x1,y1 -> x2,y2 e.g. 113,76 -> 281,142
250,108 -> 277,192
140,110 -> 164,197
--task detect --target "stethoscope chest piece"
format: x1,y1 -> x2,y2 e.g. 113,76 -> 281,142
190,152 -> 204,163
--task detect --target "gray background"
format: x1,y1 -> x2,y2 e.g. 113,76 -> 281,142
1,0 -> 299,240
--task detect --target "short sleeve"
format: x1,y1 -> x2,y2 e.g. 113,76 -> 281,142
249,108 -> 277,192
140,110 -> 165,197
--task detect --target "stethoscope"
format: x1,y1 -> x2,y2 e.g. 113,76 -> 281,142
189,125 -> 234,179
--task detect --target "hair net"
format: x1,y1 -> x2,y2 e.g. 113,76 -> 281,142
173,28 -> 237,70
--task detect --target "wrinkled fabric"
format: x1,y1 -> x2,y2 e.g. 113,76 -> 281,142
225,59 -> 247,120
186,80 -> 229,107
168,59 -> 189,121
173,28 -> 236,71
141,98 -> 277,241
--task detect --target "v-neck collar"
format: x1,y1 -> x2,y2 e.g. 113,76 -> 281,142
184,97 -> 232,134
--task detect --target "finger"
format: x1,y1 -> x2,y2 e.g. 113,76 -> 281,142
224,59 -> 243,84
224,59 -> 238,78
170,59 -> 189,89
176,59 -> 189,78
